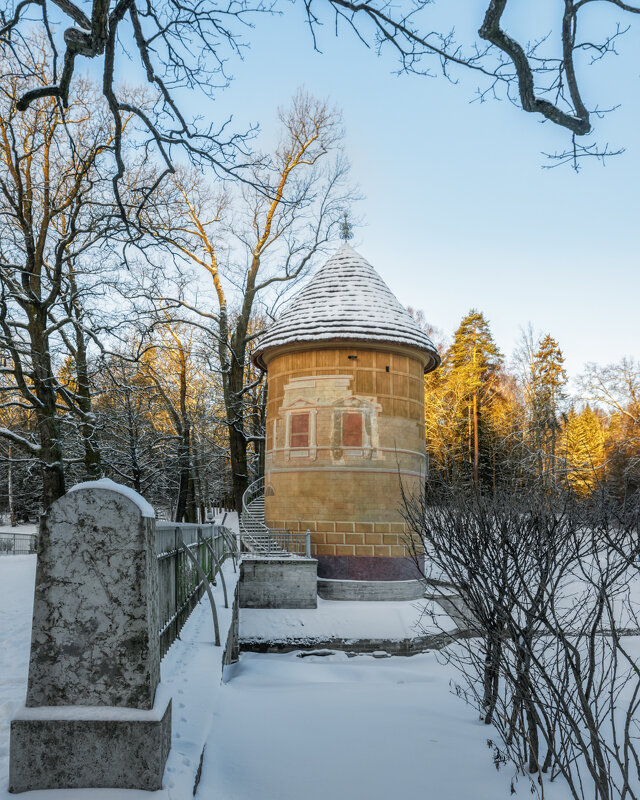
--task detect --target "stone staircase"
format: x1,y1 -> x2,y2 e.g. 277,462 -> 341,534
240,480 -> 286,555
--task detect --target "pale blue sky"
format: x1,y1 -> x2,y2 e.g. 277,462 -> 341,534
200,2 -> 639,380
63,0 -> 637,378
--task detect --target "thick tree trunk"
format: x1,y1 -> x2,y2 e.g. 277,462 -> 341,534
74,324 -> 101,479
473,391 -> 479,488
30,311 -> 65,508
191,433 -> 206,522
37,408 -> 66,509
125,396 -> 143,494
219,302 -> 249,514
175,423 -> 192,522
228,408 -> 248,513
8,445 -> 16,526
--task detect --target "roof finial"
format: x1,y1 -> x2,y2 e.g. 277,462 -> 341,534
340,211 -> 353,242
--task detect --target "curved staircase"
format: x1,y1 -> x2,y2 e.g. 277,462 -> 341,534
240,478 -> 311,557
240,478 -> 286,555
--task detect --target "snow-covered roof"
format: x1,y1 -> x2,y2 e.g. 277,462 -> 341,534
254,244 -> 440,373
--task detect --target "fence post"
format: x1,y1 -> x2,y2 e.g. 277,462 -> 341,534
180,539 -> 220,646
305,529 -> 311,558
203,539 -> 228,609
9,479 -> 171,792
174,527 -> 180,645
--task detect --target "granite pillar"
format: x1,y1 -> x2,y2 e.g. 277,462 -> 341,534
9,479 -> 171,792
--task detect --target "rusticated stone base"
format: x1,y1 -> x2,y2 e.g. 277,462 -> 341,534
317,577 -> 426,601
317,554 -> 422,581
9,697 -> 171,793
239,557 -> 318,609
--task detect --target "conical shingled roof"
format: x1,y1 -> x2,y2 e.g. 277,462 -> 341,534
253,244 -> 440,373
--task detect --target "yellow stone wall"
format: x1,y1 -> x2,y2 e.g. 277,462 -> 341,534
262,343 -> 426,561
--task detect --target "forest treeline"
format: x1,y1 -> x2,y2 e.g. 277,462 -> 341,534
422,309 -> 640,499
0,37 -> 638,522
3,298 -> 638,522
0,36 -> 352,521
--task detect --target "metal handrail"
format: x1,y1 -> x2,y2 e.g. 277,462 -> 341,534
156,522 -> 235,656
241,477 -> 265,520
240,476 -> 272,545
240,477 -> 312,558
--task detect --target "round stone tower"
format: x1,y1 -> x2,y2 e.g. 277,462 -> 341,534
253,244 -> 440,598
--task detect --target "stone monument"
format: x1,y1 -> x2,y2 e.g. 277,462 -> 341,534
9,479 -> 171,792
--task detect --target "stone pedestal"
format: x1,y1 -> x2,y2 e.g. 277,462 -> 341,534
9,479 -> 171,793
239,556 -> 318,608
10,696 -> 171,792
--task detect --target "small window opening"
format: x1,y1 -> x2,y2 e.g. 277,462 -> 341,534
385,365 -> 390,372
348,355 -> 358,360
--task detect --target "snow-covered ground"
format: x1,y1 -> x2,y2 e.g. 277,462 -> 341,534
204,649 -> 573,800
0,523 -> 37,536
0,555 -> 576,800
0,522 -> 37,533
240,596 -> 454,643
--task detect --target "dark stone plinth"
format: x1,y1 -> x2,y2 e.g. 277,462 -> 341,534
9,697 -> 171,793
317,577 -> 426,601
317,554 -> 422,581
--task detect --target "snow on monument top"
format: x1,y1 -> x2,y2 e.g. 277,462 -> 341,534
68,477 -> 156,518
254,244 -> 440,372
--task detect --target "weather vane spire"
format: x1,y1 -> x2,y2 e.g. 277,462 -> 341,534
340,211 -> 353,242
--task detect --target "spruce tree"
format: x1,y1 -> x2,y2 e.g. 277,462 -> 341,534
562,405 -> 605,494
531,334 -> 567,487
446,310 -> 502,488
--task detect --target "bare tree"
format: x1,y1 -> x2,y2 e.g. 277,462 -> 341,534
403,485 -> 640,800
0,40 -> 122,506
93,353 -> 164,496
580,360 -> 640,495
1,0 -> 635,183
581,359 -> 640,431
139,91 -> 355,509
139,319 -> 202,521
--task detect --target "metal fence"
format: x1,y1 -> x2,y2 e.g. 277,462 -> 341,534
0,519 -> 237,657
0,532 -> 38,555
261,529 -> 311,557
156,522 -> 238,658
